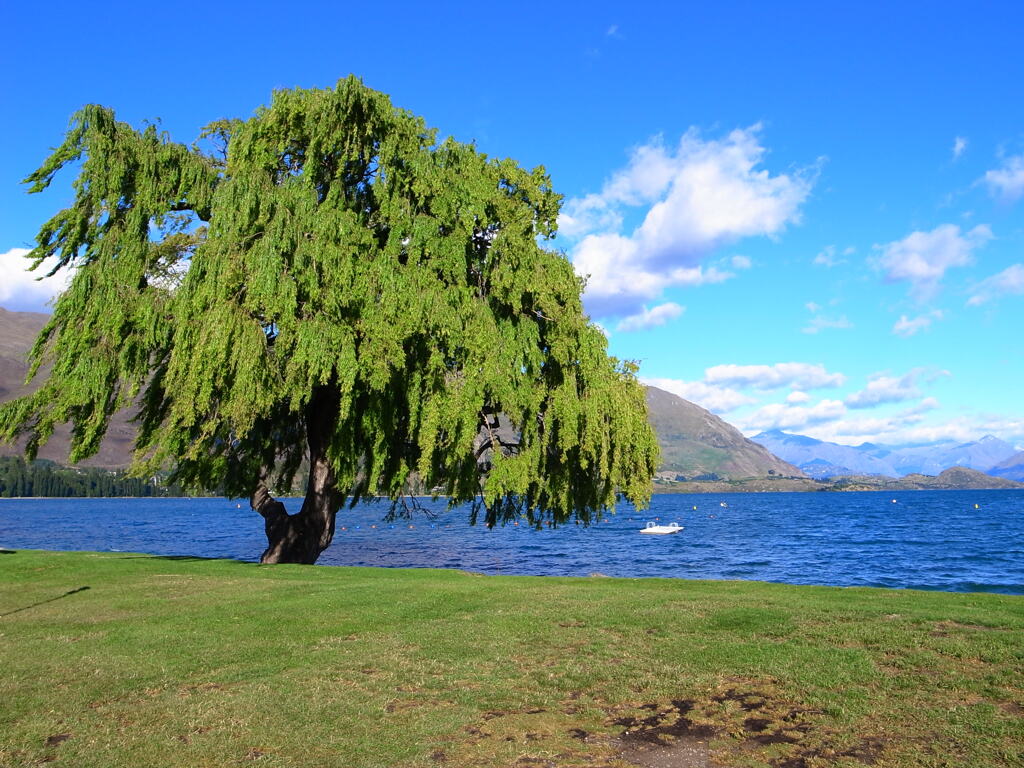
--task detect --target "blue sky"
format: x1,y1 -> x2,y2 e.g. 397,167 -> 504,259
2,1 -> 1022,447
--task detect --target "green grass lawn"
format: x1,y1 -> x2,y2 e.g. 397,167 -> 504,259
1,550 -> 1021,767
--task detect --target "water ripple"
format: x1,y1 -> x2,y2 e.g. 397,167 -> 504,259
1,491 -> 1023,594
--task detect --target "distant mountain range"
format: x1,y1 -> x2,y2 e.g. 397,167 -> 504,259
751,428 -> 1023,480
989,451 -> 1024,482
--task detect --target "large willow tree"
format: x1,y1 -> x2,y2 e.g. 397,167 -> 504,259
0,78 -> 658,563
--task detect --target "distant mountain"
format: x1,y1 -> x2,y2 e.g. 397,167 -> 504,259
645,388 -> 804,480
0,308 -> 136,469
0,307 -> 48,402
883,435 -> 1019,476
751,428 -> 1019,479
989,451 -> 1024,482
751,429 -> 895,476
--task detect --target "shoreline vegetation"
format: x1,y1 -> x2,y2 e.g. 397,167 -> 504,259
654,466 -> 1023,493
1,550 -> 1021,767
0,457 -> 190,499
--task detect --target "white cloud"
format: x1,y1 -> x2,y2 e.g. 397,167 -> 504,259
873,223 -> 992,301
982,155 -> 1024,202
730,254 -> 752,270
642,377 -> 756,414
802,411 -> 1024,448
952,136 -> 968,160
741,399 -> 847,431
813,245 -> 842,267
786,391 -> 810,404
562,126 -> 816,317
0,248 -> 72,312
703,362 -> 846,391
967,263 -> 1024,306
802,314 -> 852,334
616,302 -> 684,332
892,309 -> 944,337
845,371 -> 923,409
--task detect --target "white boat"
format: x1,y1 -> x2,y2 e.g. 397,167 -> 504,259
639,521 -> 683,535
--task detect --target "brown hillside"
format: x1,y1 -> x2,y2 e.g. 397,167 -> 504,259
644,385 -> 805,480
0,307 -> 135,469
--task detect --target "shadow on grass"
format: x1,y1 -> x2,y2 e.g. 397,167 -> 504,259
0,549 -> 15,554
117,553 -> 256,565
1,586 -> 90,617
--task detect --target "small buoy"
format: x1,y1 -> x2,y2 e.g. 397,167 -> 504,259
692,505 -> 697,510
974,503 -> 980,509
891,499 -> 897,504
371,525 -> 376,529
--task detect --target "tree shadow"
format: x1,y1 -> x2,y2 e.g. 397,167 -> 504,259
1,586 -> 90,617
116,554 -> 254,564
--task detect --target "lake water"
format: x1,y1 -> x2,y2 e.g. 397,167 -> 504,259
1,490 -> 1023,594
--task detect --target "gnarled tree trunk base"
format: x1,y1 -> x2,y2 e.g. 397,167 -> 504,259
251,481 -> 338,565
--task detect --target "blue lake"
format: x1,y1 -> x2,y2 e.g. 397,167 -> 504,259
1,490 -> 1023,594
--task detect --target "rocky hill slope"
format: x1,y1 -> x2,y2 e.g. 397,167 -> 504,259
0,308 -> 136,469
644,386 -> 804,480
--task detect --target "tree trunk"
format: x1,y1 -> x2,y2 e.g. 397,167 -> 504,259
251,388 -> 343,564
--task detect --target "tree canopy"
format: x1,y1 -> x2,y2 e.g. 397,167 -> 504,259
0,77 -> 659,563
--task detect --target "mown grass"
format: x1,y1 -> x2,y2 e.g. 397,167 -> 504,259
1,549 -> 1021,767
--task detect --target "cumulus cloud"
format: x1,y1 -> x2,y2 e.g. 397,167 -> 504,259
802,309 -> 852,335
952,136 -> 968,160
802,411 -> 1023,448
982,155 -> 1024,202
616,302 -> 684,332
641,377 -> 756,414
845,371 -> 923,409
786,391 -> 810,404
892,309 -> 944,337
967,263 -> 1024,306
873,223 -> 992,301
0,248 -> 72,312
703,362 -> 846,391
562,126 -> 816,317
742,399 -> 847,431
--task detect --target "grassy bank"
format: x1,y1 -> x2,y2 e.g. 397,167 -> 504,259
1,551 -> 1021,767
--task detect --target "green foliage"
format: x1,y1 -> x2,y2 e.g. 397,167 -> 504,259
0,77 -> 658,525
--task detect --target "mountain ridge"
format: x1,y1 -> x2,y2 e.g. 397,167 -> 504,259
752,428 -> 1018,479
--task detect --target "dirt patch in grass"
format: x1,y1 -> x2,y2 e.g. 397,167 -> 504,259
608,683 -> 884,768
438,681 -> 890,768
